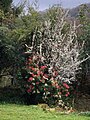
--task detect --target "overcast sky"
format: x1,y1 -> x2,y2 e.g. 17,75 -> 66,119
13,0 -> 90,10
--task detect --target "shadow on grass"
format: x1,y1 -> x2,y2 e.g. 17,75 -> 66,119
78,112 -> 90,117
0,86 -> 25,104
0,86 -> 44,105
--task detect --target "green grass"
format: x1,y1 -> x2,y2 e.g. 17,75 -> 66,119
0,104 -> 90,120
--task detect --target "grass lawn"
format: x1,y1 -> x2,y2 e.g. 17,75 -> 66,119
0,104 -> 90,120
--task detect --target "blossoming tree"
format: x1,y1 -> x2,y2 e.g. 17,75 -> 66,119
18,6 -> 90,107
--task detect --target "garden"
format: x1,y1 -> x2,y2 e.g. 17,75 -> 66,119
0,0 -> 90,120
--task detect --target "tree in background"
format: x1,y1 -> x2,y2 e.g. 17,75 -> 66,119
0,0 -> 42,86
78,4 -> 90,93
0,0 -> 12,13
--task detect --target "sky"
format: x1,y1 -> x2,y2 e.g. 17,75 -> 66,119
13,0 -> 90,10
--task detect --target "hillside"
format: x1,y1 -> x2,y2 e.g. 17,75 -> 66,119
39,3 -> 90,19
69,3 -> 90,18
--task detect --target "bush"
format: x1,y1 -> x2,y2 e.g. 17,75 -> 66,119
18,54 -> 72,106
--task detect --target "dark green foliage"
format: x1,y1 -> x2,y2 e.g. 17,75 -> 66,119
0,0 -> 12,13
0,1 -> 41,79
78,5 -> 90,92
